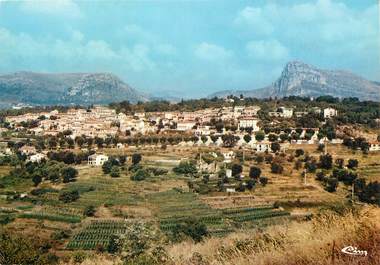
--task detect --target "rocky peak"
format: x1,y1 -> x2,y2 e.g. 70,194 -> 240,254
274,61 -> 327,94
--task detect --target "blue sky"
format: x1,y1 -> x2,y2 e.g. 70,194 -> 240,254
0,0 -> 379,98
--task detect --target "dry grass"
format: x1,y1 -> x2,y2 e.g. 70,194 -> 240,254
167,206 -> 380,265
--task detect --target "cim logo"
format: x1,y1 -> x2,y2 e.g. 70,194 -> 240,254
341,246 -> 368,257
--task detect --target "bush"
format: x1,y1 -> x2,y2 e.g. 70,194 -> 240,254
171,219 -> 208,243
131,169 -> 150,181
110,166 -> 121,178
271,163 -> 283,174
249,166 -> 261,179
173,160 -> 197,175
347,159 -> 359,169
61,167 -> 78,183
319,154 -> 333,169
325,177 -> 338,192
246,179 -> 256,190
51,230 -> 70,240
132,153 -> 142,165
83,205 -> 96,217
295,149 -> 304,157
231,163 -> 243,177
259,176 -> 268,186
58,190 -> 79,203
0,230 -> 58,265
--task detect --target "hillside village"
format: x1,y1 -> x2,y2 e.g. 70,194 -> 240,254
0,97 -> 380,265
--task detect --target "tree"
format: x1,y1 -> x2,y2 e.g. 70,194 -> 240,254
102,158 -> 120,174
95,137 -> 104,148
231,163 -> 243,178
270,142 -> 281,153
305,160 -> 317,173
246,179 -> 256,190
347,159 -> 359,169
335,158 -> 344,169
132,153 -> 142,165
110,166 -> 121,178
279,133 -> 289,142
295,149 -> 304,157
271,162 -> 283,174
221,134 -> 238,147
249,166 -> 261,179
325,177 -> 338,192
243,134 -> 251,143
319,154 -> 333,169
75,136 -> 85,148
61,167 -> 78,183
32,174 -> 42,187
268,134 -> 278,142
259,176 -> 268,186
255,131 -> 265,142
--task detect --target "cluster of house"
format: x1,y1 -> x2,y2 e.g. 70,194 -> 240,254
5,105 -> 261,138
5,105 -> 340,140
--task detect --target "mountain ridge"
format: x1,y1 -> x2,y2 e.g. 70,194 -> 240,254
0,71 -> 148,108
209,61 -> 380,101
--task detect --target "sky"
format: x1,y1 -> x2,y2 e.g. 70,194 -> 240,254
0,0 -> 379,98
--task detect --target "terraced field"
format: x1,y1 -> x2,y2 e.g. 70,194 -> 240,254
147,189 -> 290,237
67,220 -> 129,250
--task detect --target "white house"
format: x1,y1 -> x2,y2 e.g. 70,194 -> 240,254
29,153 -> 46,163
256,142 -> 271,153
269,107 -> 293,118
369,142 -> 380,152
323,108 -> 338,118
88,154 -> 109,166
238,117 -> 260,131
19,145 -> 37,155
223,151 -> 235,163
177,121 -> 196,131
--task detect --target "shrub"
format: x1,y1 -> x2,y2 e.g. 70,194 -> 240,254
51,230 -> 70,240
61,167 -> 78,183
295,149 -> 304,157
110,166 -> 121,178
58,190 -> 79,203
270,142 -> 281,153
325,177 -> 338,192
131,169 -> 150,181
231,163 -> 243,178
0,230 -> 58,265
319,154 -> 333,169
347,159 -> 359,169
171,219 -> 208,243
259,176 -> 268,186
173,160 -> 197,175
246,179 -> 256,190
271,163 -> 283,174
132,153 -> 142,165
83,205 -> 96,217
249,166 -> 261,179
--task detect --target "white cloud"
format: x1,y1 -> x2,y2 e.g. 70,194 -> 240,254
246,40 -> 289,61
0,27 -> 155,73
195,42 -> 233,61
235,0 -> 378,43
20,0 -> 82,18
234,6 -> 274,35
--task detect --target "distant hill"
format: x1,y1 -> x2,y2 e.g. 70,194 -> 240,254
0,72 -> 148,107
209,61 -> 380,101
